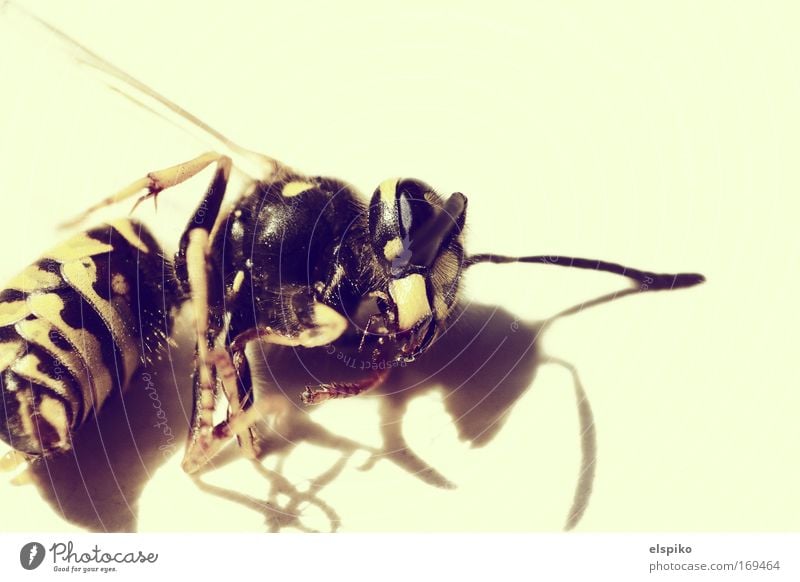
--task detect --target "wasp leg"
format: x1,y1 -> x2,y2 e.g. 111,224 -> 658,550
174,157 -> 236,473
60,151 -> 228,228
183,291 -> 350,473
183,173 -> 230,394
181,348 -> 258,474
230,349 -> 258,458
181,357 -> 220,474
218,368 -> 384,443
208,348 -> 259,461
228,303 -> 348,354
302,370 -> 389,405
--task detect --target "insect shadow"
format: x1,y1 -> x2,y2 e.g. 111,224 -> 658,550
22,316 -> 197,532
188,290 -> 635,533
24,289 -> 633,532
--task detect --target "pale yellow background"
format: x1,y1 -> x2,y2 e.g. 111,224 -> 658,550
0,0 -> 797,531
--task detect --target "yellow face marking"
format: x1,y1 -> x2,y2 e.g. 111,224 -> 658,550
0,300 -> 30,327
6,264 -> 62,292
45,231 -> 114,263
38,395 -> 70,449
15,316 -> 89,422
379,178 -> 399,204
389,274 -> 431,330
108,219 -> 150,253
383,238 -> 405,262
60,261 -> 139,390
111,273 -> 130,296
282,181 -> 316,198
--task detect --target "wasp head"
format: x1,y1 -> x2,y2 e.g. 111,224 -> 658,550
366,178 -> 467,362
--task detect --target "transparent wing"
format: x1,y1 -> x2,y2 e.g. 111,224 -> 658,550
0,1 -> 285,183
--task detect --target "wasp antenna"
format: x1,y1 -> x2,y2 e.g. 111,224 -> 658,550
465,254 -> 705,291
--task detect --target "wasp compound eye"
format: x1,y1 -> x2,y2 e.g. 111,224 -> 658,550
369,178 -> 467,277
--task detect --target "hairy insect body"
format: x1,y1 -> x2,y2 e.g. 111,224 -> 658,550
212,175 -> 465,361
217,177 -> 376,347
0,151 -> 703,475
0,220 -> 179,456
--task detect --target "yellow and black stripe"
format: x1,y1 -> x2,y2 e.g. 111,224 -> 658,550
0,219 -> 179,456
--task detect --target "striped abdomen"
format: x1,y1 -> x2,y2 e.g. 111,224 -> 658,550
0,220 -> 178,456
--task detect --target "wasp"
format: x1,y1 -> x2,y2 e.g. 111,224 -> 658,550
0,150 -> 705,474
0,6 -> 705,477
